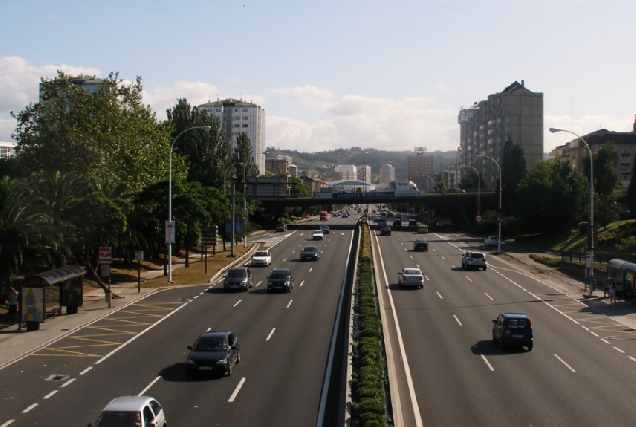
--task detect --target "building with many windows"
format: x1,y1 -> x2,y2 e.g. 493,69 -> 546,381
357,164 -> 371,187
407,147 -> 434,192
265,157 -> 290,175
379,164 -> 395,188
335,164 -> 357,181
199,98 -> 266,174
0,141 -> 16,159
458,80 -> 543,188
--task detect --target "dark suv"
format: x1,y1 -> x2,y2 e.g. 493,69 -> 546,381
492,313 -> 533,351
408,219 -> 417,228
267,268 -> 294,293
186,331 -> 240,377
413,239 -> 428,251
393,219 -> 402,227
300,246 -> 319,261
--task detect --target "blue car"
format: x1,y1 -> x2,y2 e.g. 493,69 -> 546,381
492,313 -> 533,351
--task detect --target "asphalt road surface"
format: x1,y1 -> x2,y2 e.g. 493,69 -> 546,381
0,215 -> 358,427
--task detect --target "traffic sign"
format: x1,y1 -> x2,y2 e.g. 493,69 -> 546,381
475,215 -> 482,222
134,251 -> 144,261
99,246 -> 112,264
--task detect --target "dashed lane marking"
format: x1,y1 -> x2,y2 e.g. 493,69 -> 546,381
286,300 -> 293,309
228,377 -> 246,403
453,315 -> 462,326
484,293 -> 493,301
554,354 -> 576,372
481,354 -> 494,371
22,404 -> 38,414
436,292 -> 443,299
233,300 -> 242,307
266,328 -> 276,341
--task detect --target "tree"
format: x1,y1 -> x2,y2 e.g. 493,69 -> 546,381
501,137 -> 526,215
628,158 -> 636,217
582,141 -> 619,197
233,132 -> 259,188
13,72 -> 174,195
595,195 -> 620,229
460,169 -> 487,192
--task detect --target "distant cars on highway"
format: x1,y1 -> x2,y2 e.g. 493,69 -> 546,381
462,251 -> 487,271
90,396 -> 167,427
223,267 -> 253,291
485,235 -> 499,246
267,268 -> 294,293
398,267 -> 424,289
300,245 -> 320,261
186,331 -> 240,377
492,313 -> 533,351
276,224 -> 287,232
251,249 -> 272,266
393,219 -> 402,227
380,225 -> 392,236
320,225 -> 330,234
312,230 -> 324,240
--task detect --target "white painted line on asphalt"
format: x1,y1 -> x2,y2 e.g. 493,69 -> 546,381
613,347 -> 625,354
79,366 -> 93,375
441,256 -> 445,260
286,300 -> 293,308
22,404 -> 38,413
601,338 -> 610,344
453,315 -> 462,326
465,276 -> 473,283
283,258 -> 287,262
193,295 -> 199,299
590,331 -> 599,337
484,293 -> 493,301
206,327 -> 211,331
0,420 -> 14,427
451,265 -> 456,269
410,255 -> 413,259
266,328 -> 276,341
321,251 -> 324,253
554,354 -> 576,372
199,291 -> 204,295
424,275 -> 429,281
436,292 -> 443,299
139,376 -> 162,396
417,264 -> 421,269
309,268 -> 313,272
341,232 -> 345,235
43,390 -> 58,399
481,354 -> 494,371
300,281 -> 305,287
292,251 -> 295,254
255,281 -> 262,287
60,378 -> 75,388
433,249 -> 436,252
582,326 -> 589,331
400,242 -> 403,245
300,233 -> 304,236
404,248 -> 407,251
233,300 -> 242,307
228,377 -> 246,403
629,356 -> 636,363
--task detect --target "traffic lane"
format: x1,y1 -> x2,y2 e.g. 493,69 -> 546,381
378,236 -> 636,426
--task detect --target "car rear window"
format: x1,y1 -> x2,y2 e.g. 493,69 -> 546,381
95,411 -> 141,427
228,269 -> 247,277
404,269 -> 421,275
470,253 -> 484,258
254,252 -> 268,257
506,318 -> 528,328
303,247 -> 317,252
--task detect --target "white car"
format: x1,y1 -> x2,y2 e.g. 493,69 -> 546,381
398,267 -> 424,289
90,395 -> 166,427
462,251 -> 487,270
485,235 -> 499,246
251,249 -> 272,266
312,230 -> 324,240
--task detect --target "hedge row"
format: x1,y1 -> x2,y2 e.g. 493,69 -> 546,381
352,224 -> 389,427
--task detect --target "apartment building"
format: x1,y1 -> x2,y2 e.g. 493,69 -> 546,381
199,98 -> 266,175
458,80 -> 543,188
357,164 -> 371,186
0,141 -> 16,159
407,147 -> 434,192
379,164 -> 395,188
335,164 -> 357,181
265,157 -> 290,175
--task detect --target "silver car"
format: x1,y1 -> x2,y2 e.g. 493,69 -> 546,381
90,395 -> 166,427
223,267 -> 253,291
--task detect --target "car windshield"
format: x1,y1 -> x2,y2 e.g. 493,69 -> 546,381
303,247 -> 317,253
269,271 -> 289,279
404,269 -> 421,275
194,337 -> 228,351
94,411 -> 141,427
227,269 -> 247,277
254,252 -> 268,257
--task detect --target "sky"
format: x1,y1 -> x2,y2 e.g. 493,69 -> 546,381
1,0 -> 635,154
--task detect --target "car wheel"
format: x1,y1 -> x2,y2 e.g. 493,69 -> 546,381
527,343 -> 533,351
492,333 -> 497,343
462,262 -> 465,269
499,339 -> 506,351
267,288 -> 271,294
483,266 -> 487,271
236,352 -> 241,363
419,285 -> 423,289
226,364 -> 232,377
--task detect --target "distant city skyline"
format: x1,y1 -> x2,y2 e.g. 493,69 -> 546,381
1,1 -> 634,154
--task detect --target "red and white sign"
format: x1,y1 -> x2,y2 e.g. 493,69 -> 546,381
99,246 -> 112,264
475,215 -> 482,222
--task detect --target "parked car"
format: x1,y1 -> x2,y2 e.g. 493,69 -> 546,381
393,219 -> 402,227
380,226 -> 392,236
492,313 -> 533,351
223,267 -> 253,291
485,235 -> 499,246
276,224 -> 287,232
300,246 -> 320,261
320,225 -> 330,234
251,249 -> 272,266
462,251 -> 487,271
413,239 -> 429,251
312,230 -> 324,240
398,267 -> 424,288
408,219 -> 418,228
267,268 -> 294,293
186,331 -> 240,377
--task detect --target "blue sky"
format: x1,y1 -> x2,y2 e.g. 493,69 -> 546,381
1,0 -> 635,153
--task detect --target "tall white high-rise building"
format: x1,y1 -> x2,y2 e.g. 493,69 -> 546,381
357,164 -> 371,185
199,98 -> 266,175
335,164 -> 357,181
379,164 -> 395,188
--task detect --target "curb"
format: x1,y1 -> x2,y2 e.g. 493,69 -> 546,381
209,244 -> 260,283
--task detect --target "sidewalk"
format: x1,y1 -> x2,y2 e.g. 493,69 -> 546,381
0,247 -> 256,369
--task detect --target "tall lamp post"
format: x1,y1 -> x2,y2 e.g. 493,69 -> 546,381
476,154 -> 502,254
168,125 -> 211,282
550,127 -> 595,294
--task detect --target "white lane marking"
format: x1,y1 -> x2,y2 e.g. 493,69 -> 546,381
321,251 -> 324,253
79,366 -> 93,375
286,300 -> 293,308
400,242 -> 403,245
43,390 -> 58,399
309,268 -> 313,272
228,377 -> 246,403
613,347 -> 625,354
465,276 -> 473,283
300,233 -> 304,236
629,356 -> 636,363
484,293 -> 493,301
341,232 -> 345,235
300,281 -> 305,287
451,265 -> 455,269
424,275 -> 429,281
404,248 -> 407,251
375,235 -> 423,427
283,258 -> 287,262
233,300 -> 242,307
0,420 -> 14,427
601,338 -> 610,344
436,292 -> 443,299
453,315 -> 462,326
22,403 -> 38,413
441,256 -> 445,260
255,281 -> 262,288
138,376 -> 161,396
409,255 -> 413,259
417,264 -> 420,269
266,328 -> 276,341
481,354 -> 495,371
60,378 -> 75,388
590,331 -> 599,337
554,354 -> 576,372
582,326 -> 589,331
433,249 -> 436,252
292,251 -> 295,254
193,295 -> 199,300
199,291 -> 204,295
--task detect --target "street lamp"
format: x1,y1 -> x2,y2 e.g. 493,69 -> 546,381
475,154 -> 502,254
421,174 -> 435,192
461,164 -> 481,214
168,125 -> 211,282
550,127 -> 595,294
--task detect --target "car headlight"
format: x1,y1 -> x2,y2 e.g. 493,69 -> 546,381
285,282 -> 290,286
187,359 -> 196,364
216,359 -> 228,364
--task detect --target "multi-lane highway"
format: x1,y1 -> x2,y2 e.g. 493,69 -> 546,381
374,223 -> 636,427
0,214 -> 358,427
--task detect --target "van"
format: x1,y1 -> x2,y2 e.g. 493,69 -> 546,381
319,211 -> 329,221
